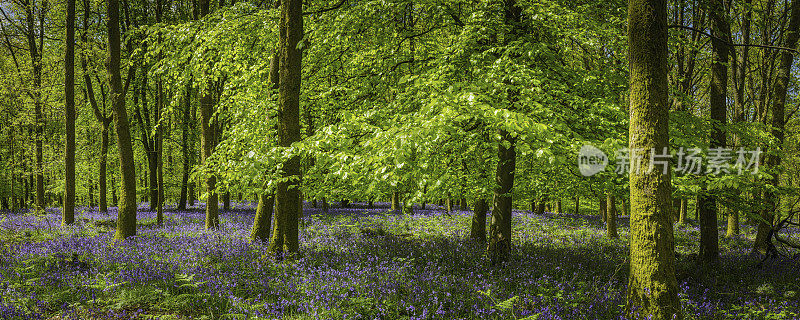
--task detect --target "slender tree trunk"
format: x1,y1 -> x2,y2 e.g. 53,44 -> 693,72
470,197 -> 488,242
223,192 -> 231,210
98,125 -> 109,212
678,198 -> 687,224
575,196 -> 579,214
63,0 -> 76,225
108,0 -> 137,240
725,207 -> 739,237
754,0 -> 800,255
391,191 -> 401,211
111,173 -> 117,206
697,0 -> 729,265
626,0 -> 680,318
599,195 -> 607,223
556,199 -> 562,214
268,0 -> 303,257
188,181 -> 195,207
178,82 -> 192,210
726,0 -> 750,240
606,194 -> 618,239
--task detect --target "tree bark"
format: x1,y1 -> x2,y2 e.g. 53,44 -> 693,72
63,0 -> 76,225
268,0 -> 303,257
606,194 -> 618,239
697,0 -> 729,265
250,192 -> 275,242
678,198 -> 687,224
488,130 -> 516,265
391,191 -> 401,211
108,0 -> 137,240
470,197 -> 488,242
178,82 -> 193,210
626,0 -> 680,318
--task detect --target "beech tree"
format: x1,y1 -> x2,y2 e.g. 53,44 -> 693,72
626,0 -> 680,318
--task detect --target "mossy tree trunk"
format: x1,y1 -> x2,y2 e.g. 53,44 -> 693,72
725,207 -> 739,237
625,0 -> 681,318
251,191 -> 275,242
108,0 -> 137,240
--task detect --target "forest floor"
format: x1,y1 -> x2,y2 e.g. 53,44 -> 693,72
1,202 -> 799,319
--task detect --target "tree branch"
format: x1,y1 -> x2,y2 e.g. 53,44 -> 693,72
669,25 -> 800,55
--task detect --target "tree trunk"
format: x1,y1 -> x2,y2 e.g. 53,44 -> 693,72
391,191 -> 401,211
108,0 -> 137,240
178,84 -> 192,210
725,207 -> 739,237
224,192 -> 231,211
535,199 -> 545,216
250,192 -> 274,242
63,0 -> 76,225
626,0 -> 680,318
23,0 -> 45,212
606,194 -> 618,239
98,125 -> 109,212
470,197 -> 488,242
488,130 -> 516,265
268,0 -> 303,257
697,0 -> 729,265
678,198 -> 687,224
754,0 -> 800,255
599,195 -> 607,223
556,199 -> 562,214
575,196 -> 579,214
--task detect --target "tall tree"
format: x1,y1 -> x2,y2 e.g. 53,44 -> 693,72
108,0 -> 137,240
63,0 -> 76,224
698,0 -> 730,264
753,0 -> 800,255
486,0 -> 521,266
199,0 -> 219,229
250,22 -> 281,243
626,0 -> 680,318
268,0 -> 304,256
726,0 -> 752,238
